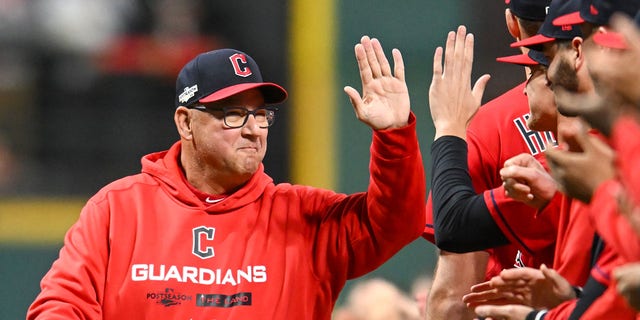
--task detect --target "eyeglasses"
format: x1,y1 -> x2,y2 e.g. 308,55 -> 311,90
189,105 -> 278,128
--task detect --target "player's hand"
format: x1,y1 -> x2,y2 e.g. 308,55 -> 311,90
553,87 -> 623,137
429,25 -> 490,140
500,154 -> 557,209
344,36 -> 410,130
463,265 -> 574,310
545,120 -> 616,203
614,263 -> 640,311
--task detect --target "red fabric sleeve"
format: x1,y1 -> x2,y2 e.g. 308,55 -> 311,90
317,112 -> 426,279
552,197 -> 594,287
542,299 -> 577,320
611,116 -> 640,205
579,246 -> 636,319
546,246 -> 636,319
423,193 -> 435,243
482,186 -> 558,262
28,201 -> 108,319
589,179 -> 640,262
580,283 -> 638,319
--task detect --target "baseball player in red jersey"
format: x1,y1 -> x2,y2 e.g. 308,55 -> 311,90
27,38 -> 427,320
544,7 -> 640,317
424,2 -> 556,319
467,0 -> 640,318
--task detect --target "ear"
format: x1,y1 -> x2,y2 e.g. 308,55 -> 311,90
505,9 -> 521,40
571,37 -> 585,71
174,106 -> 194,140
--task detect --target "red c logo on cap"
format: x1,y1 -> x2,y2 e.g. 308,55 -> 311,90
229,53 -> 252,77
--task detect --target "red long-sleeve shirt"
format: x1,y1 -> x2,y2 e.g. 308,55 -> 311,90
28,116 -> 426,320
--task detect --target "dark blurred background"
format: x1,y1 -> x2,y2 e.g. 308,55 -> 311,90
0,0 -> 523,318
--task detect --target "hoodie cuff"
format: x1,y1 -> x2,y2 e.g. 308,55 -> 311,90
371,112 -> 418,160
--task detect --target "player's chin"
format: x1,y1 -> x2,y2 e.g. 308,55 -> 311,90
239,157 -> 263,174
526,117 -> 541,131
527,116 -> 553,133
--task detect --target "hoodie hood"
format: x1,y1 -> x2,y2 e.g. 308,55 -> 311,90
141,141 -> 273,212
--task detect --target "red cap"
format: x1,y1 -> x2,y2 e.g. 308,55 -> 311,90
593,30 -> 627,49
496,53 -> 538,65
510,33 -> 555,48
553,11 -> 585,26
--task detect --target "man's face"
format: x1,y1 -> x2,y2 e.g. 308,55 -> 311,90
546,48 -> 580,93
582,29 -> 619,98
189,88 -> 268,178
525,64 -> 557,132
544,41 -> 584,117
583,28 -> 640,105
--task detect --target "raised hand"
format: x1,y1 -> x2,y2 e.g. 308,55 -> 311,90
344,36 -> 410,130
553,87 -> 623,137
429,25 -> 491,140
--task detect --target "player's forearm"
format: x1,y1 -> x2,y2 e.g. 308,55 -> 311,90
427,251 -> 488,320
431,136 -> 509,252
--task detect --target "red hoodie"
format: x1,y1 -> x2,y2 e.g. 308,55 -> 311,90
27,117 -> 426,320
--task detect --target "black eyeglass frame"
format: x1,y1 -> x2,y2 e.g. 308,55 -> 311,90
188,105 -> 279,128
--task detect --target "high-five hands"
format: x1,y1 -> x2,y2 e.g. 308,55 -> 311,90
429,25 -> 491,140
344,36 -> 410,130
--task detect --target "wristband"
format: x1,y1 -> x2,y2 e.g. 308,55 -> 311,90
573,285 -> 583,298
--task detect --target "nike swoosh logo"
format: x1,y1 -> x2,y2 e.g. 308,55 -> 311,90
205,197 -> 224,204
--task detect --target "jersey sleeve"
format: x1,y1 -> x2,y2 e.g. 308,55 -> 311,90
302,113 -> 427,280
611,116 -> 640,206
27,200 -> 109,320
482,185 -> 559,258
589,179 -> 640,262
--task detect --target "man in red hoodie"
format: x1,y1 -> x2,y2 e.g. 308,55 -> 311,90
27,37 -> 427,320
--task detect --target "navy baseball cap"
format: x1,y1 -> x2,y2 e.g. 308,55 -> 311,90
506,0 -> 553,21
175,49 -> 288,108
496,49 -> 550,66
553,0 -> 640,26
511,0 -> 583,49
592,10 -> 640,49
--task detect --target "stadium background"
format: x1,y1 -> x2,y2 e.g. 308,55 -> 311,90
0,1 -> 522,318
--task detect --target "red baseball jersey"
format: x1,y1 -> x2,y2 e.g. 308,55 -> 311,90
27,118 -> 427,320
424,82 -> 557,276
542,193 -> 594,287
